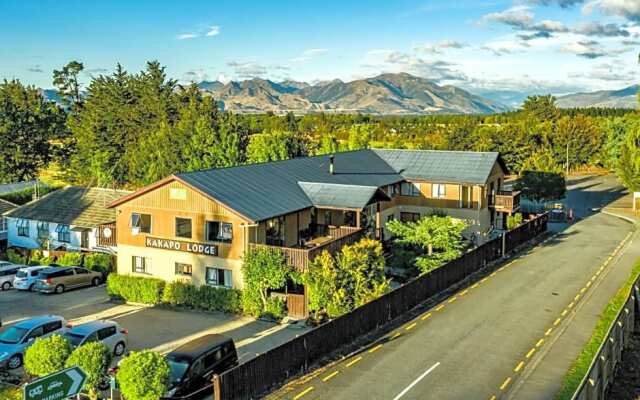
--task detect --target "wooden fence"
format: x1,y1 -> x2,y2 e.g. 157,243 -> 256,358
214,213 -> 549,400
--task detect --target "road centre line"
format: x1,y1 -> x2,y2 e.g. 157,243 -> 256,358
459,289 -> 469,296
405,322 -> 417,331
553,318 -> 562,326
435,304 -> 445,311
346,356 -> 362,367
421,313 -> 432,321
448,297 -> 457,303
369,344 -> 383,353
391,362 -> 441,400
535,339 -> 544,347
500,377 -> 512,391
514,361 -> 525,373
525,348 -> 536,359
322,371 -> 339,382
545,328 -> 553,336
293,386 -> 314,400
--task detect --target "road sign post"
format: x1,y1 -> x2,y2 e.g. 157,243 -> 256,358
23,366 -> 87,400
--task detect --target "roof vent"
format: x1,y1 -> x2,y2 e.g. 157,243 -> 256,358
329,155 -> 335,175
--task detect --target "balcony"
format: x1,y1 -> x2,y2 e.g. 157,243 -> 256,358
491,190 -> 521,213
97,223 -> 117,247
249,225 -> 365,272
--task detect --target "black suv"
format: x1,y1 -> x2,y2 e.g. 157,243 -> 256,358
163,334 -> 238,399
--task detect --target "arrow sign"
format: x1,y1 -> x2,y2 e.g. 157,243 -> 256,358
24,366 -> 87,400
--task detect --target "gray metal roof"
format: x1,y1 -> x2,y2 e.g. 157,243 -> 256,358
298,182 -> 388,210
0,199 -> 17,215
172,149 -> 503,222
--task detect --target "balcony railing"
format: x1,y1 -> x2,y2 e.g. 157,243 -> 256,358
250,226 -> 364,272
492,190 -> 521,213
97,223 -> 117,247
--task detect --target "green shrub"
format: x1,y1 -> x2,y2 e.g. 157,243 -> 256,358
0,385 -> 21,400
84,253 -> 113,275
507,213 -> 524,230
162,281 -> 243,314
65,342 -> 112,400
56,252 -> 83,266
116,351 -> 170,400
263,297 -> 286,320
0,184 -> 60,205
6,249 -> 26,265
24,335 -> 72,377
106,274 -> 165,304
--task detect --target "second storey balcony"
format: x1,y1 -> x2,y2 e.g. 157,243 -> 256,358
491,190 -> 521,214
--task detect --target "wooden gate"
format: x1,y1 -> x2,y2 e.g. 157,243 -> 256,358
286,293 -> 308,319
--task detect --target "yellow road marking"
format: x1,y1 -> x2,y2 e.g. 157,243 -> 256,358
590,275 -> 596,282
553,318 -> 562,326
448,297 -> 457,303
405,322 -> 417,331
472,283 -> 480,289
500,377 -> 512,391
436,304 -> 445,311
421,313 -> 432,321
369,344 -> 383,353
595,270 -> 600,276
489,396 -> 497,400
514,361 -> 525,373
574,294 -> 581,301
481,277 -> 488,283
580,287 -> 586,294
568,301 -> 575,309
545,328 -> 553,336
322,371 -> 339,382
459,289 -> 469,296
293,387 -> 314,400
498,266 -> 505,272
346,356 -> 362,367
490,272 -> 497,277
536,339 -> 544,347
526,348 -> 536,359
391,332 -> 401,339
561,309 -> 568,317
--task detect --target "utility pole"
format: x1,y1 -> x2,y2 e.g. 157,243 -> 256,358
565,141 -> 569,177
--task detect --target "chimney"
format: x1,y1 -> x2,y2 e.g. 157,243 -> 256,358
329,155 -> 335,175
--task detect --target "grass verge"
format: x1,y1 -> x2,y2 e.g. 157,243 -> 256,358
555,259 -> 640,399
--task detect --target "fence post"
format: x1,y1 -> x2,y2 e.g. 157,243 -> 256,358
502,233 -> 507,257
212,374 -> 222,400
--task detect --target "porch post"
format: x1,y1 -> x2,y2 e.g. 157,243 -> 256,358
375,203 -> 381,240
356,210 -> 361,228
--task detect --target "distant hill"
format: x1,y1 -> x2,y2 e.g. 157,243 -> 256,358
556,85 -> 638,109
199,73 -> 510,115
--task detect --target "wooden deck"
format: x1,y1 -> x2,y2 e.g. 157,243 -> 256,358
492,190 -> 521,213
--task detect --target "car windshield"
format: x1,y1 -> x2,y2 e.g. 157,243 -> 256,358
167,359 -> 190,386
63,332 -> 85,347
0,326 -> 29,344
16,271 -> 27,278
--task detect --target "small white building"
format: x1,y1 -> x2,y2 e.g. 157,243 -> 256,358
5,187 -> 130,254
0,199 -> 17,250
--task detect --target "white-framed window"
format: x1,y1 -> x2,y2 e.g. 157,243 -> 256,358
37,221 -> 49,239
0,217 -> 7,233
205,267 -> 232,288
400,182 -> 421,197
205,221 -> 233,243
387,184 -> 397,197
132,256 -> 150,274
56,224 -> 71,243
131,213 -> 151,234
431,183 -> 446,199
175,262 -> 192,276
16,219 -> 29,237
175,217 -> 192,239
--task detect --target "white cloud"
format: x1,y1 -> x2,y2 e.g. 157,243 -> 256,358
367,49 -> 394,55
583,0 -> 640,22
413,40 -> 468,54
561,40 -> 607,58
177,33 -> 198,40
303,48 -> 328,56
206,26 -> 221,37
481,6 -> 535,29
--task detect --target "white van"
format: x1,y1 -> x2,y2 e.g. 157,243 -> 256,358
13,266 -> 49,291
0,264 -> 22,291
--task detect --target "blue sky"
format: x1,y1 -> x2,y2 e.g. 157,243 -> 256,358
1,0 -> 638,97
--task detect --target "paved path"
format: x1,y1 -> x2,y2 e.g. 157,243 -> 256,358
269,175 -> 636,400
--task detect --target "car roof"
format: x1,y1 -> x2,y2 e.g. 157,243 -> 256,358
18,265 -> 49,271
39,266 -> 74,274
68,320 -> 116,335
0,264 -> 21,270
167,334 -> 233,362
15,315 -> 64,329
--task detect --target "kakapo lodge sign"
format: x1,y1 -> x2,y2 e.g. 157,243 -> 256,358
145,237 -> 218,256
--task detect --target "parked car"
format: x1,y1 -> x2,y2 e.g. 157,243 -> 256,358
0,315 -> 67,369
13,266 -> 49,291
63,320 -> 128,356
33,266 -> 103,294
163,334 -> 238,399
0,264 -> 22,291
0,261 -> 14,269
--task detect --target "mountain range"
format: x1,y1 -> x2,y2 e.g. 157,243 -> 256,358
197,73 -> 510,115
555,85 -> 638,109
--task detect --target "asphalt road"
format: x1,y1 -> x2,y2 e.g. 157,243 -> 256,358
272,175 -> 633,400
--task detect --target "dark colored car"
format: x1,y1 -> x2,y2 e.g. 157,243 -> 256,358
163,334 -> 238,399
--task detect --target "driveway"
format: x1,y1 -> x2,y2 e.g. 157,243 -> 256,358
0,285 -> 307,366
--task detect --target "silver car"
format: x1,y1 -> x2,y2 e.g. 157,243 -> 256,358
0,315 -> 67,369
0,264 -> 21,291
63,320 -> 128,356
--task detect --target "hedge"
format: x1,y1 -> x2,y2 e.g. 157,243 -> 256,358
56,252 -> 83,266
162,281 -> 243,314
0,184 -> 61,205
106,274 -> 165,305
84,253 -> 114,275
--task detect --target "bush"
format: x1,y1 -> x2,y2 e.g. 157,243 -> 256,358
116,351 -> 170,400
0,184 -> 60,205
507,213 -> 524,230
56,252 -> 83,266
84,253 -> 113,275
263,297 -> 286,320
0,385 -> 21,400
24,335 -> 72,377
27,250 -> 54,266
65,342 -> 112,400
162,281 -> 243,314
6,249 -> 26,265
106,274 -> 165,304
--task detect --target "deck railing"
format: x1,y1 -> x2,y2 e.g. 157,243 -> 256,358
493,190 -> 521,213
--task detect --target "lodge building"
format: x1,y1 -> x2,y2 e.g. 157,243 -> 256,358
108,149 -> 520,314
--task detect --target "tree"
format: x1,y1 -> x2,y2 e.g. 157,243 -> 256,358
316,133 -> 340,155
616,123 -> 640,192
347,124 -> 373,150
506,213 -> 524,230
387,215 -> 467,274
520,148 -> 562,174
65,342 -> 112,400
116,351 -> 170,400
515,170 -> 566,203
241,248 -> 290,317
522,95 -> 559,122
246,130 -> 307,163
0,80 -> 66,182
53,60 -> 84,105
553,115 -> 603,170
24,335 -> 72,377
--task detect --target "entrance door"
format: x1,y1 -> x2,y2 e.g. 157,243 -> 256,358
81,230 -> 90,249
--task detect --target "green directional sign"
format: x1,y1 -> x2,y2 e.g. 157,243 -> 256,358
24,366 -> 87,400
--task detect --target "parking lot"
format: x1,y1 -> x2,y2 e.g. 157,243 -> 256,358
0,285 -> 308,364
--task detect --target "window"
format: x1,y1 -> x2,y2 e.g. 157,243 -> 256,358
431,183 -> 446,199
43,320 -> 62,334
74,267 -> 89,274
17,219 -> 29,237
400,182 -> 421,197
206,267 -> 232,288
175,218 -> 192,239
98,326 -> 117,340
56,224 -> 71,243
387,214 -> 395,223
400,212 -> 421,223
343,211 -> 356,227
25,326 -> 44,342
203,349 -> 223,368
205,221 -> 233,243
131,213 -> 151,234
324,210 -> 332,226
84,332 -> 99,343
169,188 -> 187,200
37,221 -> 49,239
0,217 -> 7,232
175,262 -> 192,276
387,184 -> 397,197
132,256 -> 150,274
265,216 -> 285,246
